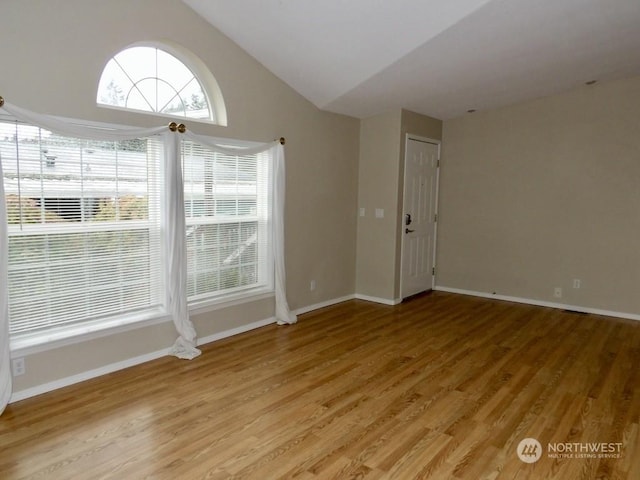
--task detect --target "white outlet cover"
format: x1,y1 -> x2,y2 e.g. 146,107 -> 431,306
11,358 -> 25,376
375,208 -> 384,218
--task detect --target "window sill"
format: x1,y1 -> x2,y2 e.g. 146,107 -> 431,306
96,103 -> 222,127
188,288 -> 275,317
10,308 -> 171,357
10,290 -> 275,357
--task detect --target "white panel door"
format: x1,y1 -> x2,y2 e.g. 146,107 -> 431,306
401,137 -> 440,299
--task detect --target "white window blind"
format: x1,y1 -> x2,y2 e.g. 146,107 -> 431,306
182,141 -> 272,302
1,120 -> 163,336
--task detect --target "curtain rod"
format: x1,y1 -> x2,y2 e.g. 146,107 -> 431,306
171,120 -> 285,144
0,96 -> 285,144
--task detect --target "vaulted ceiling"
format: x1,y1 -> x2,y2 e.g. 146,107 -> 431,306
183,0 -> 640,120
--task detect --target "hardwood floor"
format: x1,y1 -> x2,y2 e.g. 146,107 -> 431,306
1,292 -> 639,479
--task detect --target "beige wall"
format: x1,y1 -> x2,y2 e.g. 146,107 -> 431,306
2,0 -> 359,393
438,76 -> 640,315
356,109 -> 442,301
356,110 -> 402,300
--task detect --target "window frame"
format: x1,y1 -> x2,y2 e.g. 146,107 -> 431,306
96,41 -> 228,126
182,137 -> 275,312
2,113 -> 274,355
1,117 -> 167,349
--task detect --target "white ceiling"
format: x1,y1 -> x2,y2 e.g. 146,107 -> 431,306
183,0 -> 640,120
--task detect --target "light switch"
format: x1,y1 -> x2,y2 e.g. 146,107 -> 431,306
359,207 -> 365,217
375,208 -> 384,218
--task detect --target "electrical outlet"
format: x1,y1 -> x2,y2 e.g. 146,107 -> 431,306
573,279 -> 581,289
11,357 -> 25,377
310,280 -> 316,291
554,287 -> 562,298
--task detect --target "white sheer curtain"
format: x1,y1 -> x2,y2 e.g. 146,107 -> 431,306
184,131 -> 296,325
0,102 -> 201,383
273,143 -> 297,324
164,132 -> 201,359
0,102 -> 296,413
0,148 -> 11,415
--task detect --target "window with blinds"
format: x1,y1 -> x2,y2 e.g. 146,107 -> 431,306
1,121 -> 163,336
182,141 -> 273,302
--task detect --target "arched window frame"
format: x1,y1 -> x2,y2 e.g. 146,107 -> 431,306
97,41 -> 227,126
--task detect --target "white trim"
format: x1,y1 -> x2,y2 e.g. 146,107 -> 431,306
294,295 -> 356,316
9,347 -> 171,403
10,314 -> 278,403
354,294 -> 402,306
435,286 -> 640,322
13,287 -> 639,403
189,291 -> 274,317
405,134 -> 441,145
431,142 -> 441,290
196,316 -> 277,346
155,40 -> 228,127
97,41 -> 227,126
11,291 -> 276,357
11,310 -> 172,357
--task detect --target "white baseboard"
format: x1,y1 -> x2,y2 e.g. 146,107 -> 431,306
294,295 -> 355,316
10,347 -> 170,403
196,317 -> 277,346
294,293 -> 407,315
354,294 -> 402,306
10,315 -> 278,404
11,290 -> 452,403
435,286 -> 640,322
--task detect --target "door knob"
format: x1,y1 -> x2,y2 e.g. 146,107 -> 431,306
405,228 -> 415,234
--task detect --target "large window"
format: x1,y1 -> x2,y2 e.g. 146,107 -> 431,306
1,120 -> 272,340
1,121 -> 163,337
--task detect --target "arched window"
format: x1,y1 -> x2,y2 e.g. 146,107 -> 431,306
97,45 -> 226,125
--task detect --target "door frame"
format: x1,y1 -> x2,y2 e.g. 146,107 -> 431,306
399,133 -> 441,300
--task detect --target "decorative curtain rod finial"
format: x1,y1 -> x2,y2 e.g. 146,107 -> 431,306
279,137 -> 285,145
169,122 -> 187,133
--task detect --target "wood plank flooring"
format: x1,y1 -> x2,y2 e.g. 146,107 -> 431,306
1,292 -> 639,479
